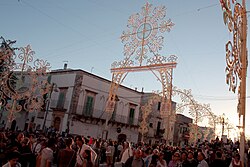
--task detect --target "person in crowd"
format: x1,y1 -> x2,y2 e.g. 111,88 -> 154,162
149,149 -> 159,167
210,151 -> 227,167
124,149 -> 144,167
57,137 -> 76,167
39,138 -> 56,167
0,132 -> 8,166
2,151 -> 21,167
156,152 -> 167,167
120,141 -> 133,164
19,137 -> 32,166
187,151 -> 198,167
10,133 -> 24,152
163,146 -> 172,166
142,148 -> 152,167
29,134 -> 42,167
197,151 -> 209,167
92,139 -> 101,166
168,151 -> 182,167
36,138 -> 47,167
75,135 -> 97,167
180,151 -> 189,167
116,142 -> 123,162
229,153 -> 243,167
106,140 -> 115,167
82,149 -> 93,167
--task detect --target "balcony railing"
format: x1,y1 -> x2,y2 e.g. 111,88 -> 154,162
75,105 -> 139,126
47,100 -> 139,126
49,100 -> 70,111
37,111 -> 45,118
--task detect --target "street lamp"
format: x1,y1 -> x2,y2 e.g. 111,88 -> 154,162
219,113 -> 227,137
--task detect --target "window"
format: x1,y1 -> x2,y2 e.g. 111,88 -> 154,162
157,102 -> 161,111
111,102 -> 118,121
57,88 -> 67,109
149,123 -> 153,128
156,121 -> 161,136
83,90 -> 96,117
128,108 -> 135,125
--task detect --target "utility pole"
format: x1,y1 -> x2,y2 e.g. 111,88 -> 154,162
239,0 -> 247,163
42,83 -> 56,132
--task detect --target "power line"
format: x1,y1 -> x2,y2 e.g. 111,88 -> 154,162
197,3 -> 219,12
20,0 -> 98,45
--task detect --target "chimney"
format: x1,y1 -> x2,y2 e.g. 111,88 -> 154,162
63,63 -> 67,70
141,87 -> 144,93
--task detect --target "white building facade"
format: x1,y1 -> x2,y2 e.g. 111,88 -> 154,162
139,93 -> 176,145
36,68 -> 142,143
0,67 -> 179,144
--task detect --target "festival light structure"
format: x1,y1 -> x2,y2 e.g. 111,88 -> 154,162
104,2 -> 177,143
219,0 -> 248,162
138,93 -> 161,142
0,37 -> 51,126
172,87 -> 216,142
137,85 -> 217,144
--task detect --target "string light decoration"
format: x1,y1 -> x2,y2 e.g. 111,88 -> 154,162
172,86 -> 216,142
120,2 -> 174,66
105,2 -> 177,143
219,0 -> 247,163
0,38 -> 51,122
138,93 -> 161,142
220,0 -> 245,93
188,124 -> 214,144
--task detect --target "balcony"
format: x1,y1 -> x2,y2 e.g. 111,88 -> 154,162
46,100 -> 139,127
182,131 -> 190,139
155,129 -> 165,138
49,99 -> 69,112
73,105 -> 139,128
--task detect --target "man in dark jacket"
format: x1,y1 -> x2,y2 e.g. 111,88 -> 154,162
210,151 -> 227,167
124,149 -> 144,167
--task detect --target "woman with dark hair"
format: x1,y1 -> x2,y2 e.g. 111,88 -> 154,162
181,151 -> 189,167
19,137 -> 32,167
106,140 -> 114,167
82,149 -> 93,167
168,151 -> 182,167
39,138 -> 56,167
229,153 -> 242,167
197,151 -> 209,167
75,136 -> 97,166
150,154 -> 159,167
2,151 -> 21,167
156,152 -> 167,167
57,138 -> 76,167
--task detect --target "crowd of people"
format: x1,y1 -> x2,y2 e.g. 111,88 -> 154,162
0,129 -> 249,167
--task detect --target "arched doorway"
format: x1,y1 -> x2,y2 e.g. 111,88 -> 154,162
54,117 -> 61,131
118,134 -> 127,143
10,120 -> 16,131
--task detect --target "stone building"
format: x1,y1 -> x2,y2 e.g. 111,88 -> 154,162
139,93 -> 176,145
173,114 -> 192,146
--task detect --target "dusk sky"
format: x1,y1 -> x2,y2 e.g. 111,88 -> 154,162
1,0 -> 250,138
